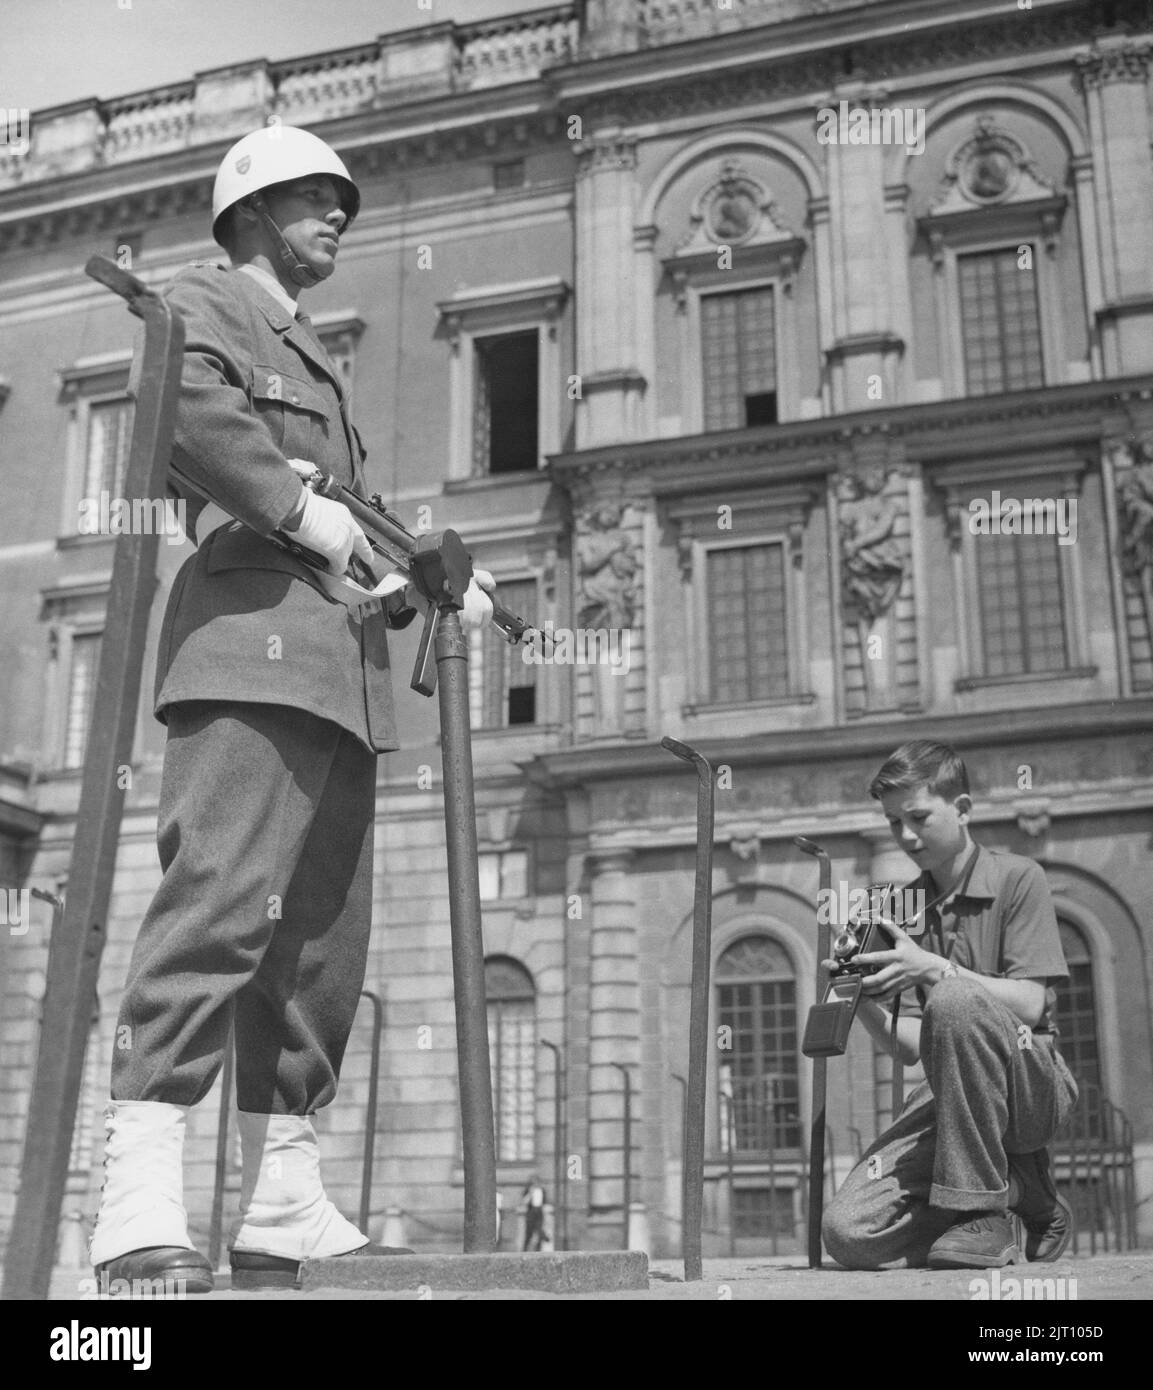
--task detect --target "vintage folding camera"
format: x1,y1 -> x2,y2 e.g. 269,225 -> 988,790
802,883 -> 896,1059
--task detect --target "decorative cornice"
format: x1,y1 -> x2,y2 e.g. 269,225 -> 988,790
1074,37 -> 1153,89
574,134 -> 639,176
518,699 -> 1153,790
546,376 -> 1153,493
572,0 -> 1153,128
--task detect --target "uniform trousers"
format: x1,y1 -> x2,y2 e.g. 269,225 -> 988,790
111,700 -> 376,1115
822,978 -> 1078,1270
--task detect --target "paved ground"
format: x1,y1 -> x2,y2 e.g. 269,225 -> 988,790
48,1251 -> 1153,1301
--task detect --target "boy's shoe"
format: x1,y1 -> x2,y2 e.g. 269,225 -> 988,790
927,1212 -> 1020,1269
1008,1147 -> 1074,1262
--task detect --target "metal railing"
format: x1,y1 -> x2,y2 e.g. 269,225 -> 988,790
1051,1082 -> 1138,1254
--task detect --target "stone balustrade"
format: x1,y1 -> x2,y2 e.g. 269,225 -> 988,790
637,0 -> 871,46
455,6 -> 578,89
0,6 -> 578,192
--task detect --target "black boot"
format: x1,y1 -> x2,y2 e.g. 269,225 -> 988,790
96,1246 -> 214,1294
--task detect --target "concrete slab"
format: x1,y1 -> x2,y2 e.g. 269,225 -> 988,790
300,1250 -> 649,1294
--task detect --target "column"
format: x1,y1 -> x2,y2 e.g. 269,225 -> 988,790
1075,40 -> 1153,375
585,849 -> 643,1245
574,134 -> 646,447
821,85 -> 907,411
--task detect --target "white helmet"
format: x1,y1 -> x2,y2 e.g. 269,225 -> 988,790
211,124 -> 360,246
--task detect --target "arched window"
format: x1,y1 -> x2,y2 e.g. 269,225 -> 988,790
715,934 -> 800,1152
1055,919 -> 1101,1094
485,956 -> 536,1163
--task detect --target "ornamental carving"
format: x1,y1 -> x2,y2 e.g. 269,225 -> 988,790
1074,40 -> 1153,91
674,159 -> 795,256
1117,442 -> 1153,582
576,503 -> 640,629
835,467 -> 906,623
929,115 -> 1056,216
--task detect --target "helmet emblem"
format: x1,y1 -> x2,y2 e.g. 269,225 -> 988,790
235,155 -> 251,175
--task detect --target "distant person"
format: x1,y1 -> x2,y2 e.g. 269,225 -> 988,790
520,1176 -> 546,1251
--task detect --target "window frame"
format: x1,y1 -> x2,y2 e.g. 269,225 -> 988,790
922,220 -> 1068,400
57,352 -> 135,544
468,572 -> 541,732
933,455 -> 1094,690
39,579 -> 110,774
696,279 -> 781,433
714,932 -> 803,1158
436,278 -> 569,481
681,268 -> 799,434
667,485 -> 819,715
485,955 -> 537,1165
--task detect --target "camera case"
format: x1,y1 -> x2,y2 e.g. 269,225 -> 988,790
802,883 -> 896,1058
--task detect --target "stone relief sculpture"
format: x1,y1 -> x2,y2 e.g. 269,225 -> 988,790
836,468 -> 906,623
577,505 -> 639,630
1118,445 -> 1153,579
1118,442 -> 1153,647
576,504 -> 640,737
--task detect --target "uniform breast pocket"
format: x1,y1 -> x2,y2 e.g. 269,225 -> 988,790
250,365 -> 327,460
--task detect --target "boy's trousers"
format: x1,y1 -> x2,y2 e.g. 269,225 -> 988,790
111,700 -> 377,1115
823,977 -> 1079,1269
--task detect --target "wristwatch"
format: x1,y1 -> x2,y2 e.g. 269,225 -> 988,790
939,960 -> 959,982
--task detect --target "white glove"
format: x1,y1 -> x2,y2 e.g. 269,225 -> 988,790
460,568 -> 495,631
283,486 -> 373,576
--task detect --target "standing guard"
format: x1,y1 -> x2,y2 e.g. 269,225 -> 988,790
88,125 -> 495,1292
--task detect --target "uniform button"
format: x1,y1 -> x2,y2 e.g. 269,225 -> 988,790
291,395 -> 300,404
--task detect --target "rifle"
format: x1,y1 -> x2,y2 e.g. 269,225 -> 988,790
271,459 -> 546,697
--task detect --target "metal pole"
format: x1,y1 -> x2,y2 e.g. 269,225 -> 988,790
359,989 -> 384,1235
768,1077 -> 778,1258
611,1062 -> 632,1250
2,259 -> 185,1301
207,1031 -> 235,1270
540,1039 -> 565,1251
661,737 -> 715,1284
725,1086 -> 736,1258
436,606 -> 497,1252
671,1071 -> 687,1257
794,835 -> 831,1268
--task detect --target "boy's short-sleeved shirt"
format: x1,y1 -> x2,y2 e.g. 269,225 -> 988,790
898,845 -> 1068,1034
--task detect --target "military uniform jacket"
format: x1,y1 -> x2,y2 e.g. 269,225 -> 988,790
147,263 -> 401,753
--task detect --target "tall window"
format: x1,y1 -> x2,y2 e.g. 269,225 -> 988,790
701,286 -> 777,431
716,935 -> 800,1152
63,631 -> 102,769
474,333 -> 539,475
67,1013 -> 102,1180
486,956 -> 536,1163
976,532 -> 1068,677
957,248 -> 1044,396
82,398 -> 133,501
478,578 -> 537,727
706,544 -> 788,703
1055,920 -> 1101,1090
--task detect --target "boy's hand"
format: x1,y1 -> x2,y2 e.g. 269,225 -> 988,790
851,920 -> 947,1002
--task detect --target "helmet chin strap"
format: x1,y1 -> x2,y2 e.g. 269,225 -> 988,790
250,193 -> 320,290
